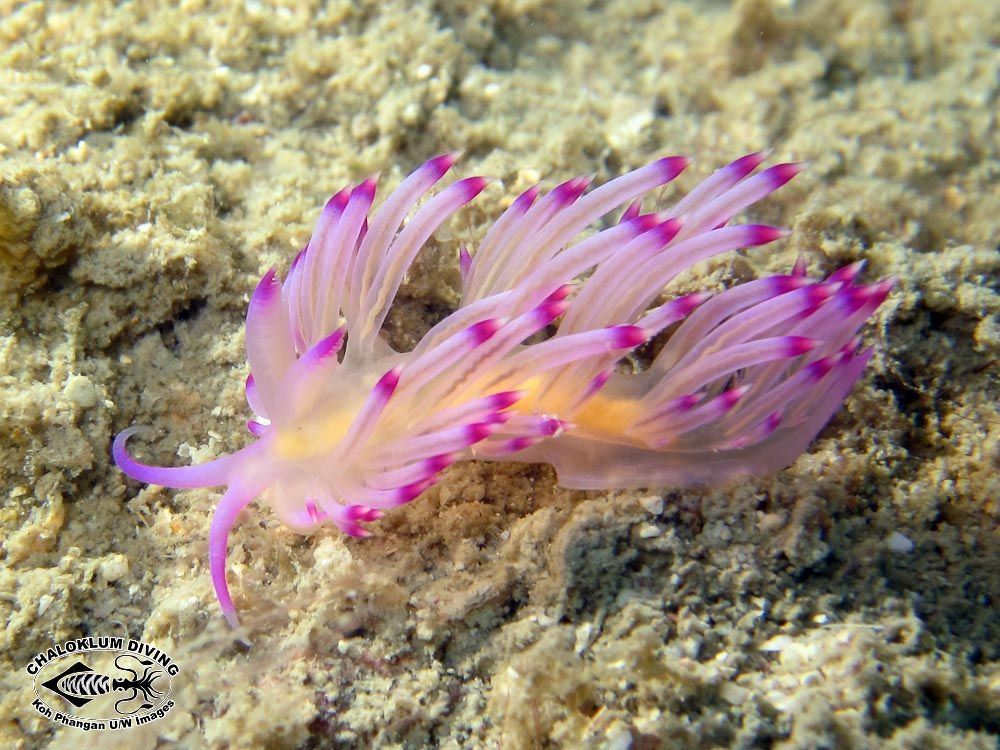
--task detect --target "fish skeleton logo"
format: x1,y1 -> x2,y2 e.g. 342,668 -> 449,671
27,637 -> 179,731
41,655 -> 165,711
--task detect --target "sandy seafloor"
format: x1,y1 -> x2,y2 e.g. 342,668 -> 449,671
1,0 -> 998,748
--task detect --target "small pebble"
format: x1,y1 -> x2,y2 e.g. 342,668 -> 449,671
886,531 -> 914,554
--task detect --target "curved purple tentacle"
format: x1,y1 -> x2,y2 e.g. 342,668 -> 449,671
208,478 -> 266,629
113,427 -> 257,489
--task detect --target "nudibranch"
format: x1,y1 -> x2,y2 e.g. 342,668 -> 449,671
115,152 -> 892,627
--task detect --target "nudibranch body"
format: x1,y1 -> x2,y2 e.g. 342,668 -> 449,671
115,152 -> 892,627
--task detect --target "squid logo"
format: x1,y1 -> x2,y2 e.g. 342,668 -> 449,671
41,655 -> 166,713
26,637 -> 178,731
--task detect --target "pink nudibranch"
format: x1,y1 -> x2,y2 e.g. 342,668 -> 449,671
115,152 -> 893,628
